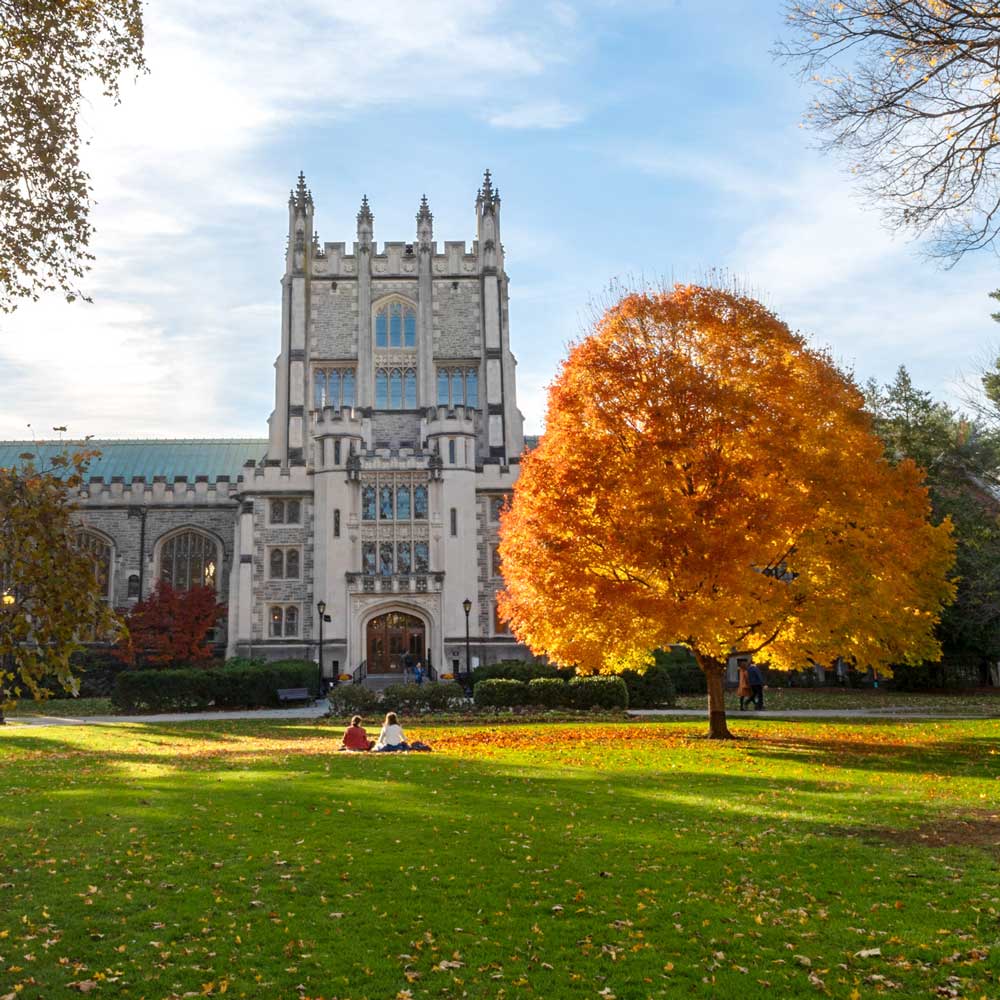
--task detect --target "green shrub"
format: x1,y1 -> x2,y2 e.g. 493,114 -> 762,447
327,684 -> 379,716
653,647 -> 705,695
380,683 -> 432,713
470,660 -> 570,685
526,677 -> 567,708
424,682 -> 467,710
568,675 -> 629,710
473,678 -> 528,708
112,660 -> 320,713
620,662 -> 676,708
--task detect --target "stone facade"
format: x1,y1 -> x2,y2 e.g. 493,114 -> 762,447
46,172 -> 537,678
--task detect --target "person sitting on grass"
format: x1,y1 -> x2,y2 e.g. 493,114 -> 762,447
340,715 -> 374,752
373,712 -> 432,753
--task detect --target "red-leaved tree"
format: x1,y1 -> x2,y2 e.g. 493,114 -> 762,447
117,583 -> 225,668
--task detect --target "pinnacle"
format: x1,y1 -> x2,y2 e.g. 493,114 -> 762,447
293,171 -> 312,211
417,193 -> 433,225
357,194 -> 373,227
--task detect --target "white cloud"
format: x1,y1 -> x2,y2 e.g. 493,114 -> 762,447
488,100 -> 583,130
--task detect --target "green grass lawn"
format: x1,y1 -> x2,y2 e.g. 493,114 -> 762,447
0,718 -> 998,1000
5,697 -> 113,717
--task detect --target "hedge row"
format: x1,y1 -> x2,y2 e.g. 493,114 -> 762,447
469,660 -> 573,685
326,682 -> 466,716
112,660 -> 319,713
473,675 -> 629,710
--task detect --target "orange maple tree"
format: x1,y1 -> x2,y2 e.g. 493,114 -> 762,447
498,285 -> 956,737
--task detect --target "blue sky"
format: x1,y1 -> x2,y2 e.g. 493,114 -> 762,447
1,0 -> 997,439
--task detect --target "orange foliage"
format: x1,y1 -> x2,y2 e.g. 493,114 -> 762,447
498,285 -> 955,685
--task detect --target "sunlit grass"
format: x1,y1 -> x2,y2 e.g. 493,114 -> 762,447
1,718 -> 998,999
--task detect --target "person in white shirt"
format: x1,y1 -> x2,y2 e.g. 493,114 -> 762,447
374,712 -> 409,752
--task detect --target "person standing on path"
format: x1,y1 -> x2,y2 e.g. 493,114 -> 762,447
737,662 -> 753,711
746,662 -> 765,710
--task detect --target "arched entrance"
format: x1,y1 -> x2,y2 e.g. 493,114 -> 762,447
366,612 -> 426,675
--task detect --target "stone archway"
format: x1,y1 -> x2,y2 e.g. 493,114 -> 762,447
366,611 -> 426,675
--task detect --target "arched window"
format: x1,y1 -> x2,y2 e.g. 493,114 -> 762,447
414,485 -> 428,519
404,368 -> 417,408
270,605 -> 299,637
286,549 -> 300,579
389,368 -> 402,408
159,530 -> 218,591
270,549 -> 284,579
77,530 -> 113,601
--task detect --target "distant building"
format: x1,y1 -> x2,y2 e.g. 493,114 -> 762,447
0,172 -> 538,681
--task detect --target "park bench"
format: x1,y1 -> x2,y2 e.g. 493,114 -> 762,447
277,687 -> 312,705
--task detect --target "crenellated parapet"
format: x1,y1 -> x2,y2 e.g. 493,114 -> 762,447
238,462 -> 313,496
75,476 -> 241,507
422,404 -> 478,439
312,239 -> 484,279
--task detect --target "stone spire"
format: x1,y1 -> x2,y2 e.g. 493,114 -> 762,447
477,169 -> 499,212
356,194 -> 373,250
292,171 -> 312,212
286,171 -> 314,275
416,193 -> 433,250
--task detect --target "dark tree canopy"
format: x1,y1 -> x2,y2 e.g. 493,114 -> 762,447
780,2 -> 1000,260
0,0 -> 145,312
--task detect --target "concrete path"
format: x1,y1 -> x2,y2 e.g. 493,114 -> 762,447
3,702 -> 997,727
3,701 -> 332,728
629,708 -> 1000,720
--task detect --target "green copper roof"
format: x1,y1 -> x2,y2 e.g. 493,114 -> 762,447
0,439 -> 269,482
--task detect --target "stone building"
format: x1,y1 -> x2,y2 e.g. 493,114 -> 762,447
0,171 -> 537,682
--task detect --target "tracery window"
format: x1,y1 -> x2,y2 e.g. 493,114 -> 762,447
313,367 -> 356,409
414,485 -> 428,519
375,366 -> 417,409
159,530 -> 218,591
436,367 -> 479,407
270,605 -> 299,637
357,473 -> 432,577
270,499 -> 302,525
375,301 -> 417,349
76,530 -> 113,601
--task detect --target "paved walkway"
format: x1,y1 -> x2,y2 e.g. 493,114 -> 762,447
3,703 -> 997,727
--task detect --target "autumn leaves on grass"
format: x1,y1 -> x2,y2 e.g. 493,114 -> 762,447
498,285 -> 956,738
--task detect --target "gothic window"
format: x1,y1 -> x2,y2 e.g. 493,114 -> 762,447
286,548 -> 300,579
376,310 -> 388,348
397,541 -> 411,574
333,509 -> 341,538
414,485 -> 428,519
362,486 -> 376,521
268,547 -> 300,580
435,367 -> 480,407
270,499 -> 302,525
270,548 -> 284,579
414,541 -> 429,573
76,530 -> 113,601
334,440 -> 342,465
270,605 -> 299,637
374,366 -> 416,409
491,547 -> 502,577
379,485 -> 393,520
159,530 -> 218,591
362,541 -> 377,575
390,303 -> 403,346
448,439 -> 456,464
313,367 -> 358,409
375,369 -> 388,408
396,485 -> 411,520
375,301 -> 417,349
494,598 -> 512,635
404,368 -> 417,408
379,542 -> 394,576
127,574 -> 140,599
490,497 -> 505,522
389,368 -> 402,408
404,309 -> 416,347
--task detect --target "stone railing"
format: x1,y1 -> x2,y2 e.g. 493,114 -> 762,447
345,571 -> 445,594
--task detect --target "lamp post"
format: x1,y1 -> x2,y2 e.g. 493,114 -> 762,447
462,597 -> 472,691
1,591 -> 15,726
316,600 -> 327,695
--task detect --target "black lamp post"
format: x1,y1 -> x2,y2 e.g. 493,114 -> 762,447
462,597 -> 472,689
316,600 -> 327,694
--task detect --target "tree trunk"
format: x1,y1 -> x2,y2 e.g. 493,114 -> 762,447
695,652 -> 733,739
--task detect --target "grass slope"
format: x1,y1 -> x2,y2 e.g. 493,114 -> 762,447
0,719 -> 998,999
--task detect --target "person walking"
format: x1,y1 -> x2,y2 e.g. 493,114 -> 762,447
746,662 -> 765,710
737,662 -> 753,711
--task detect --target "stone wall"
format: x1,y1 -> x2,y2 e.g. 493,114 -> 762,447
432,279 -> 481,357
311,281 -> 358,358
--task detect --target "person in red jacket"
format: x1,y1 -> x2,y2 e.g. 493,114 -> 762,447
340,716 -> 374,752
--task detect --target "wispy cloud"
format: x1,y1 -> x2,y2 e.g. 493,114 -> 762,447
488,101 -> 583,130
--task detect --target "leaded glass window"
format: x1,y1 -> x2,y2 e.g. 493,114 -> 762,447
77,530 -> 112,601
492,547 -> 502,577
270,549 -> 284,579
466,370 -> 478,407
414,485 -> 428,519
313,368 -> 356,408
375,370 -> 388,408
160,530 -> 218,591
379,485 -> 393,520
270,605 -> 299,637
389,368 -> 402,408
404,368 -> 417,408
490,497 -> 505,522
390,303 -> 403,347
396,485 -> 410,520
376,310 -> 388,348
362,541 -> 377,575
397,541 -> 411,574
437,369 -> 449,405
286,549 -> 300,579
404,309 -> 416,347
270,606 -> 284,637
343,369 -> 355,406
362,486 -> 376,521
414,541 -> 429,573
286,500 -> 301,524
379,542 -> 394,576
435,367 -> 480,407
284,606 -> 299,636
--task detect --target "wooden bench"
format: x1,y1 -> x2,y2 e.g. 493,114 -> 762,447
277,687 -> 312,705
